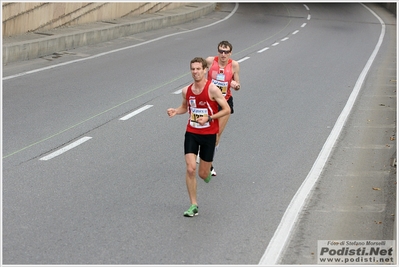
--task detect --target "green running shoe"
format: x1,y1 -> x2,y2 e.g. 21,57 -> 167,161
204,172 -> 212,183
184,204 -> 198,217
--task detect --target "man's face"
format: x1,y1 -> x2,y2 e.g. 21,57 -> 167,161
218,45 -> 231,60
190,62 -> 206,81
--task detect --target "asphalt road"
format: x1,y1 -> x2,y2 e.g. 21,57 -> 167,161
3,3 -> 396,265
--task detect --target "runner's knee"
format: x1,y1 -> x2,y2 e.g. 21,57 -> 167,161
186,163 -> 196,177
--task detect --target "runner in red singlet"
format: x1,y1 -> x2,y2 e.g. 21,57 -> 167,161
167,57 -> 230,217
205,41 -> 241,176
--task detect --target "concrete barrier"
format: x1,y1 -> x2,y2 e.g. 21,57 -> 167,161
2,3 -> 188,37
3,3 -> 216,64
380,3 -> 396,16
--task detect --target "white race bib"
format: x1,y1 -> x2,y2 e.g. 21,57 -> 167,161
212,79 -> 228,96
190,108 -> 210,128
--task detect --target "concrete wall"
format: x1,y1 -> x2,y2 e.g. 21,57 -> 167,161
380,3 -> 397,16
3,3 -> 216,64
2,2 -> 188,37
3,2 -> 396,38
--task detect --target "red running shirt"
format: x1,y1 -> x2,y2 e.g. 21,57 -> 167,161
186,80 -> 219,135
207,57 -> 234,100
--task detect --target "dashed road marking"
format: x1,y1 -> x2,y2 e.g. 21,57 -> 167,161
238,57 -> 250,63
119,105 -> 153,121
257,47 -> 270,53
39,136 -> 92,161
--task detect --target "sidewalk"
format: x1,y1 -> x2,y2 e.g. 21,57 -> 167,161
279,3 -> 397,263
2,3 -> 216,65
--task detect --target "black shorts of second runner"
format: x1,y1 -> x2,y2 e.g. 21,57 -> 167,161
184,132 -> 217,162
218,96 -> 234,114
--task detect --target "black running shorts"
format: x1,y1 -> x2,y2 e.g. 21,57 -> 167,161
184,132 -> 217,162
218,96 -> 234,114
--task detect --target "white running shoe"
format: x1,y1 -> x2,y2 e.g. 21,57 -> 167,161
211,166 -> 217,176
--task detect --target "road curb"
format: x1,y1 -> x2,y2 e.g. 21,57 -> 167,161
2,3 -> 216,64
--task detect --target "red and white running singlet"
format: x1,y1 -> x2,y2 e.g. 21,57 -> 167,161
207,57 -> 234,100
186,80 -> 219,135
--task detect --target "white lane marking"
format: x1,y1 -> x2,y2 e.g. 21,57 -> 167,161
307,14 -> 311,20
119,105 -> 153,120
3,4 -> 239,81
39,136 -> 92,161
303,4 -> 310,10
292,30 -> 299,35
281,37 -> 289,41
301,23 -> 307,27
272,42 -> 279,46
257,47 -> 270,53
237,57 -> 250,63
173,89 -> 183,94
259,3 -> 386,265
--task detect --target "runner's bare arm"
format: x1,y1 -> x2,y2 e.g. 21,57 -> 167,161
206,56 -> 215,68
167,87 -> 188,117
231,60 -> 240,90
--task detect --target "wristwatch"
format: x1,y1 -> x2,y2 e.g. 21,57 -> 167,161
208,116 -> 213,123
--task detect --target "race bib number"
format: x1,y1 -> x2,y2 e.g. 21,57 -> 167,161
190,108 -> 210,128
212,79 -> 228,96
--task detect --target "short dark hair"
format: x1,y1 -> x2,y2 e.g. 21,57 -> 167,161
190,57 -> 208,69
218,40 -> 233,52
